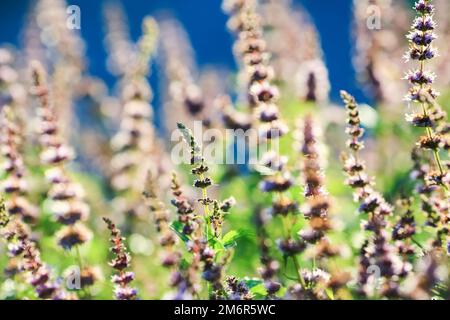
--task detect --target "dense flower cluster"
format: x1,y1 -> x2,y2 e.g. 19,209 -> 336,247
1,218 -> 69,299
225,276 -> 252,300
392,197 -> 416,256
404,0 -> 448,182
164,172 -> 202,299
223,0 -> 288,137
298,116 -> 339,261
176,123 -> 234,299
1,106 -> 38,223
404,0 -> 449,253
30,61 -> 92,251
341,91 -> 405,297
103,217 -> 137,300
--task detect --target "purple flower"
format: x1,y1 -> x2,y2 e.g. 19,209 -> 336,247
422,47 -> 436,60
408,31 -> 436,46
260,173 -> 293,193
413,16 -> 435,31
114,286 -> 138,300
277,238 -> 306,256
405,70 -> 435,85
415,0 -> 433,14
111,271 -> 135,285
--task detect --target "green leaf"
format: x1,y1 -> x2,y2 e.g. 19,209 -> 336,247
240,278 -> 267,299
222,230 -> 242,248
275,286 -> 287,298
170,221 -> 189,243
242,278 -> 263,289
249,283 -> 267,299
213,239 -> 225,252
325,288 -> 335,300
179,258 -> 191,270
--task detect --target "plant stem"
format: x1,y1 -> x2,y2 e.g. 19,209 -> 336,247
75,245 -> 84,270
281,209 -> 306,288
418,35 -> 447,190
292,255 -> 307,288
75,245 -> 92,299
199,173 -> 211,242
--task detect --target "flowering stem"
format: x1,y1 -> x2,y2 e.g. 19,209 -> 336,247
413,9 -> 447,190
199,173 -> 212,242
419,88 -> 446,188
280,203 -> 306,288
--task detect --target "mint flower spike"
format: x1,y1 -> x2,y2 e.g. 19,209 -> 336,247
103,217 -> 138,300
340,90 -> 405,298
404,0 -> 449,192
177,122 -> 201,154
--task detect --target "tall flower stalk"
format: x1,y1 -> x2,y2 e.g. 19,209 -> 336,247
0,215 -> 70,299
0,106 -> 38,224
300,117 -> 339,255
223,0 -> 304,296
143,172 -> 180,268
103,217 -> 138,300
30,61 -> 95,297
0,105 -> 40,291
288,115 -> 343,299
341,91 -> 405,297
392,197 -> 417,258
176,123 -> 237,299
168,172 -> 202,299
298,116 -> 333,248
404,0 -> 448,189
404,0 -> 449,253
31,61 -> 92,249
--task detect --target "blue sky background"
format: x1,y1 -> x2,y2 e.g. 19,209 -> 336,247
0,0 -> 367,104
